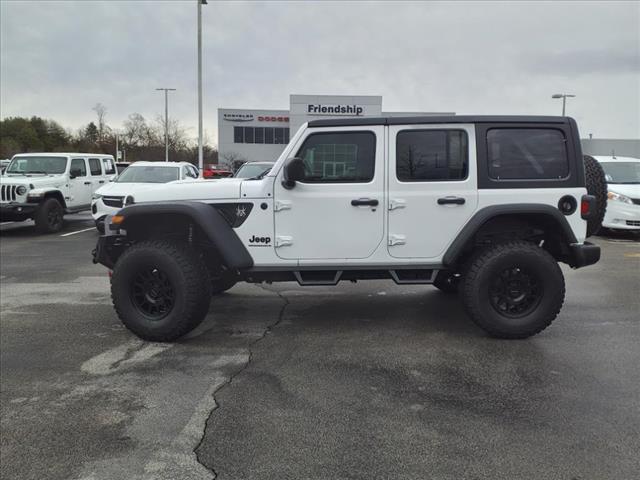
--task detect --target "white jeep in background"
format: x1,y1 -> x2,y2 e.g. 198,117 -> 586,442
94,115 -> 605,342
0,153 -> 115,233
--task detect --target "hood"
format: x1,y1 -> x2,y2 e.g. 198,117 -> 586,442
129,178 -> 243,203
95,181 -> 167,196
607,183 -> 640,199
0,174 -> 65,190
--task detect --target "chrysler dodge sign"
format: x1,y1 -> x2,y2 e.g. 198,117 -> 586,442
223,113 -> 254,122
307,104 -> 364,116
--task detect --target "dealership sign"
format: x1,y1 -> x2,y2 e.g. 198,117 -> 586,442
223,113 -> 254,122
307,104 -> 364,116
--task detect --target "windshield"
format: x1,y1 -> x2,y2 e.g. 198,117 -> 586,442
116,165 -> 180,183
6,156 -> 67,174
235,163 -> 272,179
601,162 -> 640,184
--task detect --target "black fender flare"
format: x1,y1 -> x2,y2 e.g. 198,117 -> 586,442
116,201 -> 253,269
442,204 -> 578,267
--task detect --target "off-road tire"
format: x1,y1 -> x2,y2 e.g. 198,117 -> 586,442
34,197 -> 64,233
111,240 -> 212,342
460,241 -> 565,339
432,271 -> 460,294
584,155 -> 607,237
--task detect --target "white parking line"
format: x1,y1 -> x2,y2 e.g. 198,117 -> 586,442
0,221 -> 14,225
60,227 -> 95,237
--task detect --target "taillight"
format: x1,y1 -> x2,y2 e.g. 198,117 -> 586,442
581,195 -> 595,219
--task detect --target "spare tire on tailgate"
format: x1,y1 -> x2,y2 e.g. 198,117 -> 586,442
583,155 -> 607,237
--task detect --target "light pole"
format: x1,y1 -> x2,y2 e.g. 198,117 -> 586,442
551,93 -> 575,116
197,0 -> 207,176
156,87 -> 176,162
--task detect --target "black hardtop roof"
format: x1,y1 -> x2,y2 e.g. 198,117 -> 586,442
308,115 -> 572,128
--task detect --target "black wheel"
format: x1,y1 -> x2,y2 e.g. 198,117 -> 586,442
460,241 -> 565,339
34,198 -> 64,233
111,240 -> 212,342
95,218 -> 105,234
432,271 -> 460,294
584,155 -> 607,238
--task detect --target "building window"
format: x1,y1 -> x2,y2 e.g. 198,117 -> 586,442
233,126 -> 290,145
396,130 -> 468,181
255,127 -> 264,144
244,127 -> 254,144
487,128 -> 569,180
295,131 -> 376,183
234,127 -> 244,143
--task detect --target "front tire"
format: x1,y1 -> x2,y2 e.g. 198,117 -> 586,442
460,241 -> 565,339
111,240 -> 212,342
34,198 -> 64,233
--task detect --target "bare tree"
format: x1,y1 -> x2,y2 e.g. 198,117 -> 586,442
220,151 -> 246,171
92,103 -> 107,141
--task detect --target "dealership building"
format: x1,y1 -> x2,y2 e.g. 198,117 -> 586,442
217,94 -> 454,165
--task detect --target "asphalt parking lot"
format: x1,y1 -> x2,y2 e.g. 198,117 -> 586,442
1,214 -> 639,480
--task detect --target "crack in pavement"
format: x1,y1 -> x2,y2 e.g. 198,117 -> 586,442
193,286 -> 290,479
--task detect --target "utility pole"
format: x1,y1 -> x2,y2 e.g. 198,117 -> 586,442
115,133 -> 119,162
197,0 -> 207,176
156,87 -> 176,161
551,93 -> 576,116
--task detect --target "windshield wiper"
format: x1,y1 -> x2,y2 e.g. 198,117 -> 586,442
24,170 -> 49,175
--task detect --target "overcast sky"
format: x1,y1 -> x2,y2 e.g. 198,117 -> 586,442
1,0 -> 638,144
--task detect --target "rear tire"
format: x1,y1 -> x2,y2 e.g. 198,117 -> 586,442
34,198 -> 64,233
460,241 -> 565,339
111,240 -> 212,342
583,155 -> 607,237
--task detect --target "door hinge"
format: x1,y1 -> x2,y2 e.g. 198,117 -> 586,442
389,199 -> 406,210
275,235 -> 293,247
274,200 -> 292,212
388,234 -> 406,246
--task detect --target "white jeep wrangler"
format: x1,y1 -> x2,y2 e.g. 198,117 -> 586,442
1,153 -> 116,233
93,116 -> 604,341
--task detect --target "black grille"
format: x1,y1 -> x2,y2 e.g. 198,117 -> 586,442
626,220 -> 640,227
1,185 -> 18,202
102,196 -> 124,208
631,198 -> 640,206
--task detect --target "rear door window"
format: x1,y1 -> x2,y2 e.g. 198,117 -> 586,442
396,130 -> 468,181
70,158 -> 87,177
88,158 -> 103,176
487,128 -> 569,180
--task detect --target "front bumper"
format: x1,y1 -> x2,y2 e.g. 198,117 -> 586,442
0,202 -> 39,221
602,201 -> 640,230
568,241 -> 600,269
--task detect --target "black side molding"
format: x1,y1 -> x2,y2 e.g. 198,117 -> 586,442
443,204 -> 579,267
117,201 -> 253,269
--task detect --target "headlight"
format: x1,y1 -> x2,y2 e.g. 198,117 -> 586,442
607,191 -> 633,204
92,193 -> 103,200
16,185 -> 27,195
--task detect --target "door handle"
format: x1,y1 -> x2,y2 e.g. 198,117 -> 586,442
98,180 -> 105,184
437,196 -> 465,205
351,198 -> 379,207
84,181 -> 92,185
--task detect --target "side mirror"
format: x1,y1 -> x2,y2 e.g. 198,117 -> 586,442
281,157 -> 305,189
69,169 -> 81,179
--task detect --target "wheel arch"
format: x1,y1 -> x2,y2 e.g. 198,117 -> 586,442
41,190 -> 67,209
443,204 -> 578,268
116,201 -> 254,270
